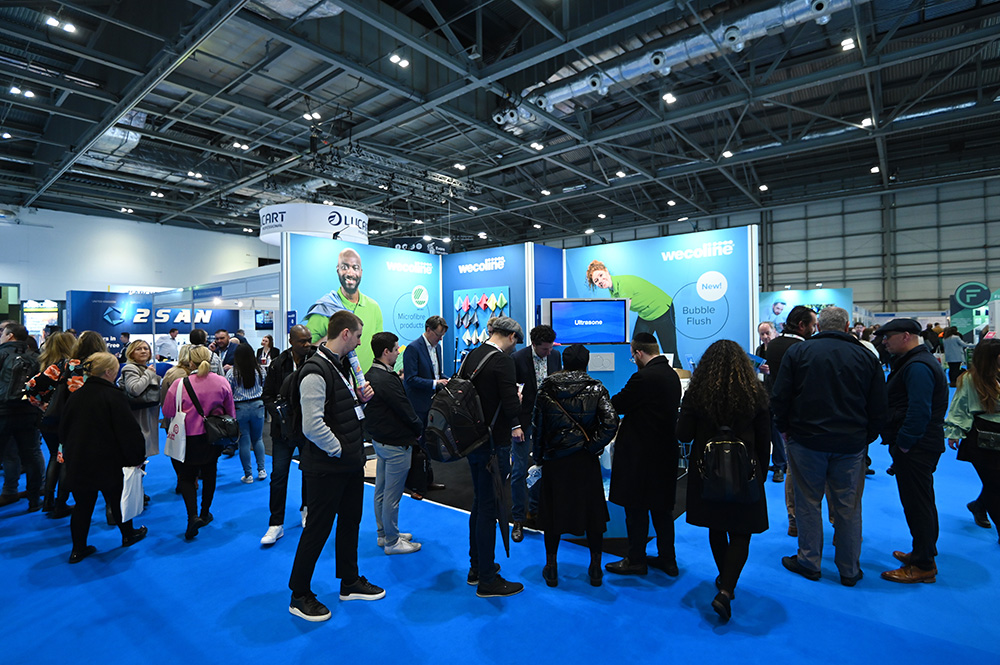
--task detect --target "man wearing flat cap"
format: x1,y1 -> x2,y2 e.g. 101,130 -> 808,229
875,318 -> 948,584
606,332 -> 683,577
459,315 -> 525,598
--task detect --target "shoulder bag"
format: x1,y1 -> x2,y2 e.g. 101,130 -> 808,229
183,377 -> 240,445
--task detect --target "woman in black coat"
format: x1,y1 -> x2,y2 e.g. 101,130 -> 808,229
531,345 -> 618,588
59,352 -> 148,563
676,340 -> 770,622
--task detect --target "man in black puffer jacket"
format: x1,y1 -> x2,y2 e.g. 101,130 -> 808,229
288,311 -> 382,622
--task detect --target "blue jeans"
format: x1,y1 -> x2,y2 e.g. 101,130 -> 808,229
510,435 -> 539,521
373,442 -> 412,546
235,400 -> 265,477
468,445 -> 510,584
770,414 -> 787,471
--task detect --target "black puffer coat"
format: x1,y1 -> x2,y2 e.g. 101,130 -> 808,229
531,370 -> 618,462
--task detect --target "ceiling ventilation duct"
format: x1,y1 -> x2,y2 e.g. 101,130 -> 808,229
250,0 -> 343,20
497,0 -> 865,125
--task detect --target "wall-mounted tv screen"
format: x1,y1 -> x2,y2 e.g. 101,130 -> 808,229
255,310 -> 274,330
547,298 -> 630,344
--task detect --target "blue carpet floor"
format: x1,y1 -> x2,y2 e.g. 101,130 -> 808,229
1,437 -> 997,664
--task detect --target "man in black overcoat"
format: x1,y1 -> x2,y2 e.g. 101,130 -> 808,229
607,332 -> 682,576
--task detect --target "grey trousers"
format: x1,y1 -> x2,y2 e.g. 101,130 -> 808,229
787,441 -> 866,579
373,442 -> 412,546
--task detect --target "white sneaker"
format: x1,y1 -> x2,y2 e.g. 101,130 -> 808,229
301,507 -> 308,529
241,475 -> 253,484
258,469 -> 267,480
377,532 -> 413,548
384,539 -> 421,555
260,525 -> 284,545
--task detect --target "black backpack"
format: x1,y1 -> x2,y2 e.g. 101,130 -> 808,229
274,355 -> 336,443
697,427 -> 760,504
423,347 -> 500,463
0,346 -> 40,403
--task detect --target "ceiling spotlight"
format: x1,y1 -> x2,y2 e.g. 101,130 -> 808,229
240,144 -> 250,150
530,142 -> 544,150
398,59 -> 409,68
841,37 -> 855,51
815,283 -> 823,287
236,301 -> 244,307
662,92 -> 677,104
758,184 -> 769,192
784,285 -> 791,290
422,234 -> 432,241
120,207 -> 133,213
870,165 -> 880,174
615,170 -> 626,178
597,213 -> 606,219
678,216 -> 689,222
390,54 -> 401,64
413,219 -> 423,224
195,172 -> 202,179
232,141 -> 241,148
468,205 -> 478,211
150,190 -> 164,198
23,90 -> 35,98
540,189 -> 551,196
212,297 -> 222,305
861,117 -> 873,128
1,132 -> 10,139
584,228 -> 595,234
454,163 -> 466,171
303,113 -> 313,120
369,229 -> 380,235
62,23 -> 76,33
722,150 -> 733,159
442,237 -> 451,244
45,16 -> 59,26
311,112 -> 320,120
667,199 -> 676,206
9,86 -> 21,95
478,232 -> 488,239
532,223 -> 542,229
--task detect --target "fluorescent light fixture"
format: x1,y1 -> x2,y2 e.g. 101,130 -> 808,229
597,213 -> 606,219
398,59 -> 409,68
422,235 -> 432,241
662,92 -> 677,104
870,166 -> 880,174
722,150 -> 733,158
23,90 -> 35,98
841,38 -> 855,51
468,205 -> 478,211
454,163 -> 466,170
540,189 -> 551,196
678,216 -> 689,222
533,223 -> 542,229
758,184 -> 768,192
667,199 -> 676,206
62,23 -> 76,33
584,228 -> 595,234
861,117 -> 873,127
615,170 -> 626,178
45,16 -> 59,26
390,54 -> 401,64
442,237 -> 451,243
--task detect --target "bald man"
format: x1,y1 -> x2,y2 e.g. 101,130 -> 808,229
303,248 -> 384,371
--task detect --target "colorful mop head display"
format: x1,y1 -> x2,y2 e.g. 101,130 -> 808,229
462,330 -> 473,345
487,293 -> 498,311
478,293 -> 489,309
455,296 -> 464,311
496,292 -> 508,314
462,295 -> 471,311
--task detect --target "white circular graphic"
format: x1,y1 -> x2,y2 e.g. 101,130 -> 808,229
411,285 -> 429,308
696,271 -> 728,302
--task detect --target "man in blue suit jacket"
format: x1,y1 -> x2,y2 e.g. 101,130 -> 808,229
510,324 -> 561,542
403,315 -> 450,495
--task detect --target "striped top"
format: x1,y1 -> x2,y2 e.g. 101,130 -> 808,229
225,366 -> 265,402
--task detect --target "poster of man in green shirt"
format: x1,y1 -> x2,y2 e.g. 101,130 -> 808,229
586,259 -> 678,365
303,247 -> 383,370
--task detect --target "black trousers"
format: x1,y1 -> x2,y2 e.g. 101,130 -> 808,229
890,445 -> 942,569
288,469 -> 363,597
70,482 -> 133,551
624,505 -> 676,563
268,434 -> 305,527
634,308 -> 677,365
171,458 -> 218,519
40,427 -> 69,506
947,362 -> 964,386
467,445 -> 509,584
971,462 -> 1000,534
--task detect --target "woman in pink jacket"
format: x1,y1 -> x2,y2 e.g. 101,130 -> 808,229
163,346 -> 235,540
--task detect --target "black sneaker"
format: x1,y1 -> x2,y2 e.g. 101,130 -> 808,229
467,562 -> 501,585
476,575 -> 524,598
339,576 -> 385,601
289,593 -> 331,622
122,525 -> 148,547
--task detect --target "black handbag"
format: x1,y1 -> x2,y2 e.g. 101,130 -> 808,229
183,377 -> 240,445
697,426 -> 760,504
975,428 -> 1000,451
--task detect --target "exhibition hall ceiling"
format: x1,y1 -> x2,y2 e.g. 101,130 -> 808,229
1,0 -> 999,249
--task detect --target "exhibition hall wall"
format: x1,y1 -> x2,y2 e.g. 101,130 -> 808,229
0,208 -> 278,300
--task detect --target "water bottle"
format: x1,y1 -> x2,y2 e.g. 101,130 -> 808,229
526,465 -> 542,488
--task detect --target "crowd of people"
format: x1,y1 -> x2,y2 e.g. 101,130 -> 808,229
1,305 -> 997,625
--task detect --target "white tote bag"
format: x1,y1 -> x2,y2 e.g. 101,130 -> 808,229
120,466 -> 146,523
164,381 -> 187,462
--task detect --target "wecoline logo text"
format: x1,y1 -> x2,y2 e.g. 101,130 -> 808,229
386,261 -> 434,275
661,239 -> 734,261
457,256 -> 506,273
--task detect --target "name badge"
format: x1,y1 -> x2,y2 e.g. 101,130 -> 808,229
355,405 -> 365,420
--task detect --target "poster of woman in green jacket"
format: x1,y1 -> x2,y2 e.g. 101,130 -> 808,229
585,260 -> 678,365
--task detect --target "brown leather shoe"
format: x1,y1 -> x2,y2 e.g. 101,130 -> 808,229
892,551 -> 912,565
880,564 -> 936,584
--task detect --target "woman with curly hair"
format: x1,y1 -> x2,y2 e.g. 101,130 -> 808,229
676,339 -> 771,622
585,259 -> 678,363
